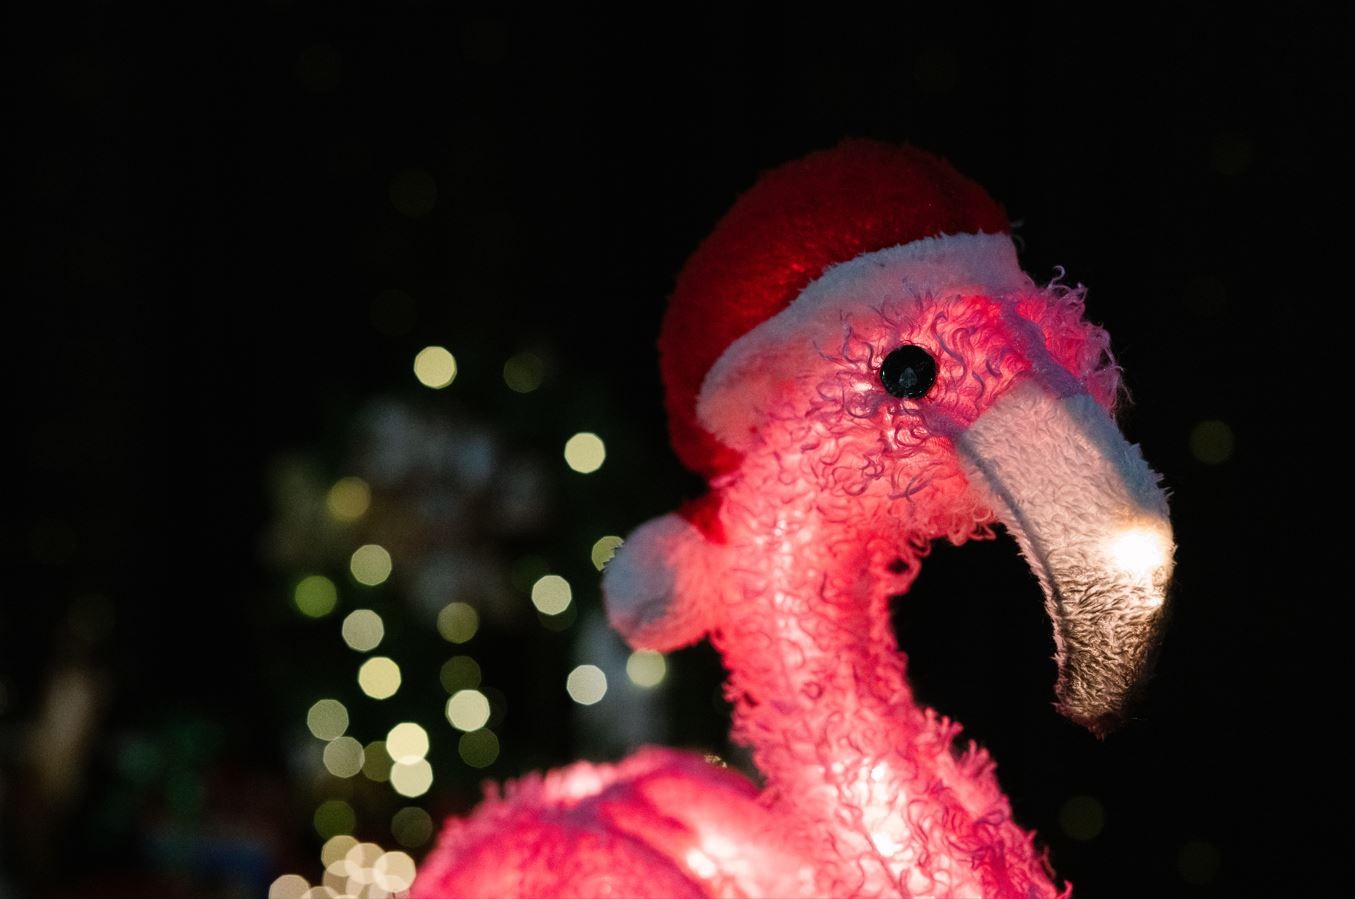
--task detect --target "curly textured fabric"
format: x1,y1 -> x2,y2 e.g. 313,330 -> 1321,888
660,139 -> 1009,487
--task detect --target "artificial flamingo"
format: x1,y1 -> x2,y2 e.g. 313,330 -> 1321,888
414,139 -> 1174,898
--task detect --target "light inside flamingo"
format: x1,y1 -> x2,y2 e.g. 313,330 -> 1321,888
414,140 -> 1175,898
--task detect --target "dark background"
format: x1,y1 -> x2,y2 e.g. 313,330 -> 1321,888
6,4 -> 1337,897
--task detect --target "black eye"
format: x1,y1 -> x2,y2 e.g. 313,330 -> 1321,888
879,345 -> 938,399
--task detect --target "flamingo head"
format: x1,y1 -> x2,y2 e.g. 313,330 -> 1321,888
605,141 -> 1173,735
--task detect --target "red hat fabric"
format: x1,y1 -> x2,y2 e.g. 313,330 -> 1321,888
659,139 -> 1010,484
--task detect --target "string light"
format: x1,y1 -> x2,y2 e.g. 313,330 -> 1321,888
392,807 -> 434,848
341,608 -> 385,652
294,575 -> 338,618
458,729 -> 499,768
503,351 -> 545,392
322,737 -> 365,778
446,689 -> 490,731
362,740 -> 393,783
436,602 -> 478,643
439,655 -> 481,692
566,665 -> 607,705
413,346 -> 457,388
530,574 -> 572,615
590,535 -> 623,571
267,874 -> 309,898
326,477 -> 371,521
358,657 -> 401,699
313,799 -> 356,839
563,432 -> 606,473
306,699 -> 348,741
390,758 -> 434,797
386,722 -> 430,764
626,650 -> 667,687
350,544 -> 392,586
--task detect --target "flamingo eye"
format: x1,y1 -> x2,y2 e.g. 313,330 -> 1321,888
879,345 -> 938,399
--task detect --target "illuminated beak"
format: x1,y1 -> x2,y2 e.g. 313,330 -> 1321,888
956,380 -> 1174,735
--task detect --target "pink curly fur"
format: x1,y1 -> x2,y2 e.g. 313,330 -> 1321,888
409,272 -> 1168,899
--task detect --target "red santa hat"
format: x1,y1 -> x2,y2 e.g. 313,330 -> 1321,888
659,139 -> 1025,535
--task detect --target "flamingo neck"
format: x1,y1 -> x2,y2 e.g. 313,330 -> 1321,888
712,491 -> 1060,898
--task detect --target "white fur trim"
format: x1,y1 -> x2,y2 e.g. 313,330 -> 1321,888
696,232 -> 1029,452
602,513 -> 714,651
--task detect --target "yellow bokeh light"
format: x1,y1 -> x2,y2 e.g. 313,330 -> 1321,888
1189,419 -> 1235,464
386,722 -> 430,764
326,477 -> 371,522
436,602 -> 478,643
530,574 -> 572,615
268,873 -> 310,899
502,351 -> 545,393
294,575 -> 338,618
563,432 -> 606,474
414,346 -> 457,389
321,834 -> 359,867
566,664 -> 607,705
313,799 -> 355,839
343,841 -> 383,884
323,736 -> 365,778
458,728 -> 500,768
358,656 -> 401,699
306,699 -> 349,741
374,850 -> 418,893
302,885 -> 340,899
392,806 -> 434,849
590,535 -> 623,571
446,689 -> 491,731
390,758 -> 434,797
626,650 -> 667,687
439,655 -> 481,692
362,740 -> 393,782
350,544 -> 392,586
341,608 -> 385,652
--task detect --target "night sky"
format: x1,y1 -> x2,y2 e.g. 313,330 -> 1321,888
8,4 -> 1338,897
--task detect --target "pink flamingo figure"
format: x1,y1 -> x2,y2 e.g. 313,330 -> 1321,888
414,140 -> 1174,898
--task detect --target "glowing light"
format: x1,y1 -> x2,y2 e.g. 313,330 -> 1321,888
306,699 -> 349,741
1189,419 -> 1235,464
390,758 -> 433,797
391,806 -> 434,848
373,850 -> 418,893
563,432 -> 606,473
458,728 -> 500,768
436,602 -> 478,643
341,608 -> 385,652
268,873 -> 310,899
386,722 -> 430,764
413,346 -> 457,389
439,655 -> 482,692
294,575 -> 337,618
626,650 -> 667,687
590,535 -> 623,571
446,689 -> 491,731
313,799 -> 355,839
321,835 -> 359,867
362,740 -> 392,782
350,544 -> 392,586
358,657 -> 401,699
343,842 -> 383,884
1059,795 -> 1105,841
326,477 -> 371,522
566,664 -> 607,705
530,574 -> 572,615
1105,525 -> 1171,585
322,736 -> 365,778
503,351 -> 545,392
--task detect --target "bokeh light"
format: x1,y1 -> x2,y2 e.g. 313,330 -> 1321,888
389,167 -> 438,217
341,608 -> 385,652
413,345 -> 457,389
294,575 -> 338,618
392,806 -> 434,849
458,729 -> 500,768
563,432 -> 606,473
373,850 -> 418,893
436,602 -> 478,643
326,476 -> 371,522
306,699 -> 349,741
566,664 -> 607,705
626,650 -> 667,687
530,574 -> 572,615
386,722 -> 430,764
362,740 -> 393,782
350,544 -> 392,586
268,873 -> 310,899
1059,795 -> 1106,841
1189,419 -> 1235,464
313,799 -> 356,839
321,835 -> 359,867
439,655 -> 482,692
446,689 -> 491,731
357,657 -> 401,699
322,736 -> 365,778
590,535 -> 623,571
390,758 -> 434,797
502,351 -> 545,392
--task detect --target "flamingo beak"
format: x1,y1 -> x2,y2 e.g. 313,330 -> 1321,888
955,380 -> 1174,735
